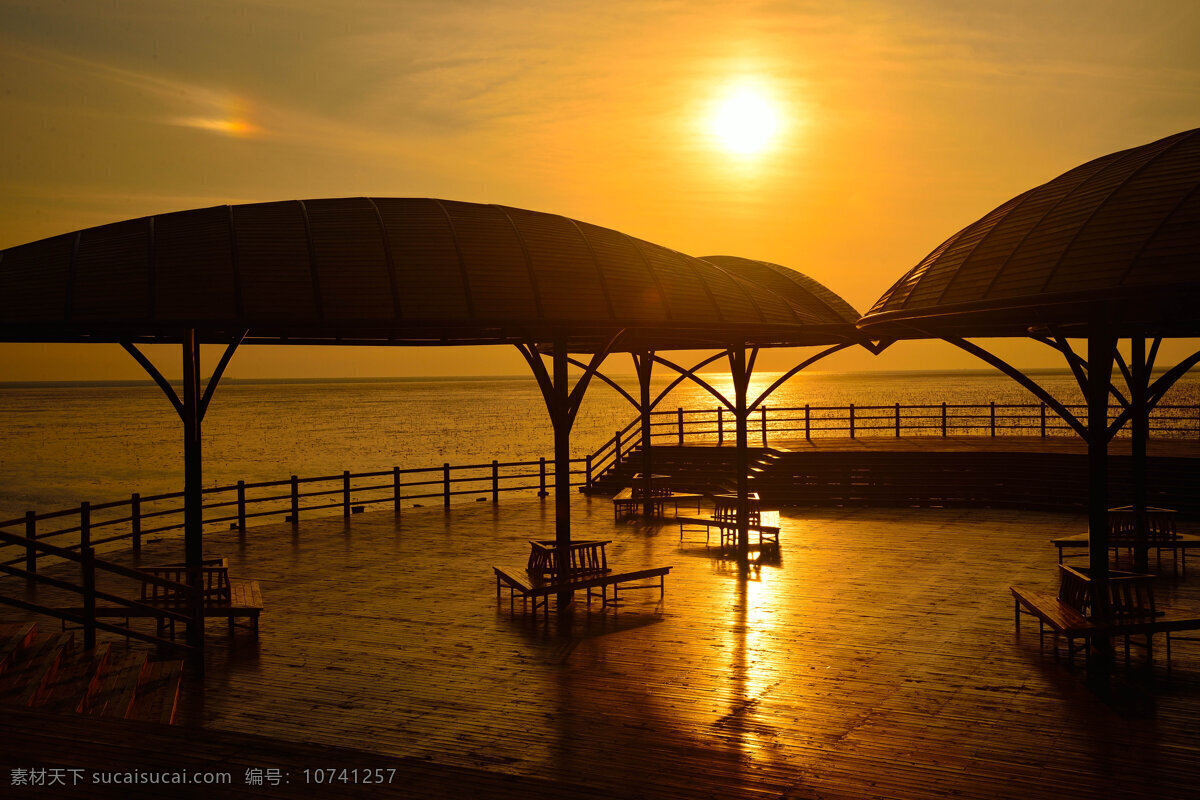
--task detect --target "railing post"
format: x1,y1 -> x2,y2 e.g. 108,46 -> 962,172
677,407 -> 684,445
1040,403 -> 1047,437
761,406 -> 768,446
343,470 -> 352,518
492,460 -> 499,504
24,511 -> 36,575
131,492 -> 142,554
236,481 -> 247,533
393,467 -> 402,514
717,407 -> 723,445
539,457 -> 549,497
81,544 -> 96,651
80,502 -> 90,551
988,401 -> 995,436
79,501 -> 95,647
614,430 -> 622,465
805,404 -> 811,440
290,476 -> 299,525
849,404 -> 856,439
894,403 -> 901,437
585,455 -> 593,492
941,402 -> 948,437
443,463 -> 451,509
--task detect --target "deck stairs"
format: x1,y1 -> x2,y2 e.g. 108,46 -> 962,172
589,444 -> 785,499
0,621 -> 183,724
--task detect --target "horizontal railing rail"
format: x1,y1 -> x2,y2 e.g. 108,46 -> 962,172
0,525 -> 195,653
585,401 -> 1200,484
0,456 -> 592,575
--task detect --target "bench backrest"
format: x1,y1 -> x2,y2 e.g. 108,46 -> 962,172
1110,510 -> 1178,542
527,540 -> 610,582
713,494 -> 761,526
140,563 -> 232,603
1058,564 -> 1156,622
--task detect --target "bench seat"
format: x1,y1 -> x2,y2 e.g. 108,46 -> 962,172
494,564 -> 670,618
1012,565 -> 1200,676
1050,533 -> 1200,576
612,489 -> 704,519
675,515 -> 780,551
1011,586 -> 1097,663
61,574 -> 263,640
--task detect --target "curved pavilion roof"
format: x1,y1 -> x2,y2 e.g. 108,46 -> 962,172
858,128 -> 1200,338
0,198 -> 863,352
701,255 -> 861,328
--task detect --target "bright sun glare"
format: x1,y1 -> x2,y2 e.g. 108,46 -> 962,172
707,83 -> 782,156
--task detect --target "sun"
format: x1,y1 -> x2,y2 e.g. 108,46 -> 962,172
707,82 -> 783,156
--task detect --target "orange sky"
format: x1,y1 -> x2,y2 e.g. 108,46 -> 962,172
1,1 -> 1198,380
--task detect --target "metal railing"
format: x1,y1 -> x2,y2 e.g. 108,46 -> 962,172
0,457 -> 589,574
582,402 -> 1200,484
5,400 -> 1198,602
0,525 -> 195,653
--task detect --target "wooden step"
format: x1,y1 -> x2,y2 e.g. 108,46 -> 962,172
128,660 -> 184,725
0,621 -> 38,674
83,650 -> 148,718
0,633 -> 72,707
36,644 -> 111,712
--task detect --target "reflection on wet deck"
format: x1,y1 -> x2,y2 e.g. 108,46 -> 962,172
6,496 -> 1200,798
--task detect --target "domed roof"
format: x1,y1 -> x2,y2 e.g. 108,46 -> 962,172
0,197 -> 863,351
859,128 -> 1200,338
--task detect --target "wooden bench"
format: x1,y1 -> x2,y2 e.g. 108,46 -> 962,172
1011,565 -> 1119,664
1012,564 -> 1200,675
1051,532 -> 1200,577
612,489 -> 704,520
137,560 -> 263,638
493,540 -> 670,619
676,495 -> 781,554
676,515 -> 781,552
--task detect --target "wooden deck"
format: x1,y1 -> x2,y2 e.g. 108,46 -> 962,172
3,497 -> 1200,798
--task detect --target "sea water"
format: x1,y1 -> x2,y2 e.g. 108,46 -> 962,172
1,369 -> 1197,521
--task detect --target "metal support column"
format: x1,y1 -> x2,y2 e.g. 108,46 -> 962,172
731,346 -> 751,568
1086,323 -> 1115,687
1087,326 -> 1114,584
635,352 -> 655,517
552,337 -> 573,609
1130,338 -> 1149,572
181,330 -> 205,660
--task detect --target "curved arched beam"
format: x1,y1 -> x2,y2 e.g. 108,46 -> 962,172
938,334 -> 1087,439
200,331 -> 247,419
565,357 -> 639,410
515,342 -> 555,409
647,350 -> 730,412
567,335 -> 624,426
516,330 -> 625,429
122,333 -> 247,424
747,343 -> 851,414
122,341 -> 184,419
1030,332 -> 1130,410
652,352 -> 735,413
1108,347 -> 1200,435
